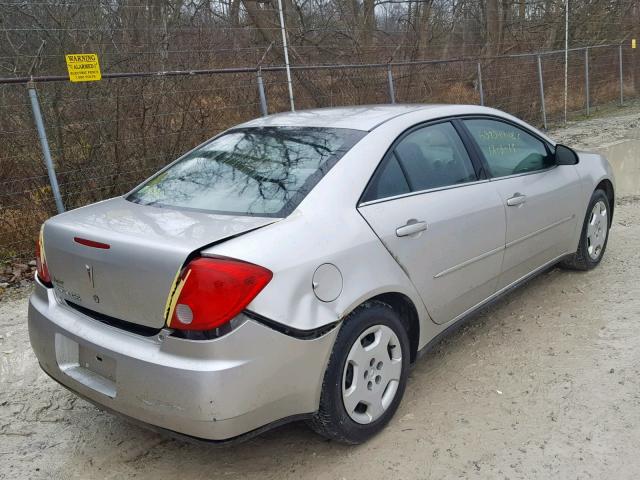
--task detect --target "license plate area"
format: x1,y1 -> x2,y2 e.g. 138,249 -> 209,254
79,345 -> 116,382
55,334 -> 117,398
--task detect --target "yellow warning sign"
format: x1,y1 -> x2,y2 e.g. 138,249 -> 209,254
65,53 -> 101,82
632,39 -> 637,49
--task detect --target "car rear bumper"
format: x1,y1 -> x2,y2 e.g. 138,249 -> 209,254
28,278 -> 338,441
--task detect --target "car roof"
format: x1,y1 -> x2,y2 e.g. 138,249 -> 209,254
235,104 -> 448,131
234,104 -> 554,144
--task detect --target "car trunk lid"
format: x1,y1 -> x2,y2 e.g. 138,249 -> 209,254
42,197 -> 278,329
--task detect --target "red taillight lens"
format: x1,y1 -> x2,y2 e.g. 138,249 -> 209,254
168,257 -> 272,331
35,235 -> 51,285
74,237 -> 110,249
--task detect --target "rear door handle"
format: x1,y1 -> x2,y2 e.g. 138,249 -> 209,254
396,221 -> 428,237
507,193 -> 527,206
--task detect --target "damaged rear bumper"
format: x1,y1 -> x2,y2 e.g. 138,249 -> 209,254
28,278 -> 338,441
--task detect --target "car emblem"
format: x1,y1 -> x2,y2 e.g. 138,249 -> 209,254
85,264 -> 94,288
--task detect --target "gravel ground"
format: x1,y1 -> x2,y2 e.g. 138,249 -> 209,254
2,106 -> 640,479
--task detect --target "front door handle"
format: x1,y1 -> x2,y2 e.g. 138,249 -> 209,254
396,221 -> 428,237
507,193 -> 527,206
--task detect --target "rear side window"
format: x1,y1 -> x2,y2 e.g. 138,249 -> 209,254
395,122 -> 476,192
362,122 -> 477,202
361,153 -> 410,202
128,127 -> 365,216
464,119 -> 553,177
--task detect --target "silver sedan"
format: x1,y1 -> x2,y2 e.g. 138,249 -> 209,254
29,105 -> 614,444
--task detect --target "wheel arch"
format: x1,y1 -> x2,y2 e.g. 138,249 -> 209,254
595,179 -> 615,226
353,292 -> 421,363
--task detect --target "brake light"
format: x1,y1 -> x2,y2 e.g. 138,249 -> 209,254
35,228 -> 52,286
74,237 -> 110,249
167,257 -> 272,331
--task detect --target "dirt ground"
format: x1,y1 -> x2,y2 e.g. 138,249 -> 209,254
2,106 -> 640,479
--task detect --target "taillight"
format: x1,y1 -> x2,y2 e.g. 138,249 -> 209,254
74,237 -> 110,249
167,257 -> 272,331
35,227 -> 52,286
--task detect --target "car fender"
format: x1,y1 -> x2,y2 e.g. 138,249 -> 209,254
570,151 -> 616,250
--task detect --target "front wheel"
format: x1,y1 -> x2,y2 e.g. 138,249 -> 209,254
561,189 -> 611,270
308,300 -> 410,444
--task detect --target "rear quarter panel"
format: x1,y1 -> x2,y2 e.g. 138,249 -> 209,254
202,204 -> 431,343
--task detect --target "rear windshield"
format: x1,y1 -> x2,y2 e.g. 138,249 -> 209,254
127,126 -> 365,216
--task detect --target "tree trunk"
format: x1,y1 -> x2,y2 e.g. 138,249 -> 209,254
485,0 -> 500,56
362,0 -> 376,48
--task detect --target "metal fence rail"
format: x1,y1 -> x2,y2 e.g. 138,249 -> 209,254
0,42 -> 637,262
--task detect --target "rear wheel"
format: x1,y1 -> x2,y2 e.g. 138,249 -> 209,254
561,189 -> 610,271
308,300 -> 410,444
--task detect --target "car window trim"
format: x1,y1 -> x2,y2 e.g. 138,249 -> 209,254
359,178 -> 492,208
456,115 -> 556,180
451,119 -> 487,180
358,118 -> 480,206
487,163 -> 558,182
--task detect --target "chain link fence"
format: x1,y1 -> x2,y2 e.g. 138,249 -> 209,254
0,43 -> 638,263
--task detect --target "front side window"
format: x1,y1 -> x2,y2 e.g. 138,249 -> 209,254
128,127 -> 365,216
394,122 -> 477,192
464,119 -> 553,177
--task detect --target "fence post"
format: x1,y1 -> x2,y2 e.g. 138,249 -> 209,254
276,0 -> 294,111
387,64 -> 396,104
536,55 -> 548,130
584,47 -> 590,116
256,69 -> 268,117
477,61 -> 484,106
619,44 -> 624,106
27,81 -> 64,214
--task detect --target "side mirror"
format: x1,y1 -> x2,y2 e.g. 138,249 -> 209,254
555,144 -> 579,165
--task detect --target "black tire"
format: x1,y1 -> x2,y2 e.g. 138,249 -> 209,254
560,189 -> 611,271
308,300 -> 410,444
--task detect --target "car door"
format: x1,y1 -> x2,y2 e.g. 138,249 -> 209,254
461,117 -> 582,290
358,121 -> 506,325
